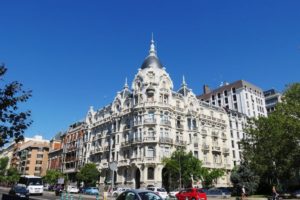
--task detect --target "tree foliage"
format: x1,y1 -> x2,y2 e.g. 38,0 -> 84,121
241,83 -> 300,193
162,149 -> 225,189
0,157 -> 9,175
6,167 -> 20,185
230,162 -> 260,195
202,168 -> 225,188
76,163 -> 100,187
43,169 -> 64,185
0,65 -> 32,147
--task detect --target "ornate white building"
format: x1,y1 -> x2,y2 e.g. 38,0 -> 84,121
84,38 -> 233,189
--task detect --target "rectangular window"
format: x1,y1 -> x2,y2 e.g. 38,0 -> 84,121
217,93 -> 221,98
224,90 -> 228,96
232,87 -> 236,93
233,95 -> 237,101
231,140 -> 235,148
225,98 -> 228,104
232,150 -> 236,158
234,103 -> 238,110
194,151 -> 198,158
37,154 -> 43,158
36,160 -> 42,164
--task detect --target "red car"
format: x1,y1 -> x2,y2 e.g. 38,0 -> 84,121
176,188 -> 207,200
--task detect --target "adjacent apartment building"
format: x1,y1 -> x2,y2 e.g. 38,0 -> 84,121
62,122 -> 87,182
11,135 -> 49,176
197,81 -> 267,165
48,132 -> 63,171
264,89 -> 282,114
84,39 -> 233,189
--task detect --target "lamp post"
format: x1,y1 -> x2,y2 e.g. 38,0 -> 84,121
273,161 -> 280,186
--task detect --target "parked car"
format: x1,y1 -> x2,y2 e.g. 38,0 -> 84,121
116,189 -> 163,200
112,187 -> 131,197
147,187 -> 168,199
67,185 -> 79,193
176,188 -> 207,200
85,187 -> 100,195
292,189 -> 300,198
9,185 -> 30,199
169,188 -> 182,197
205,188 -> 231,198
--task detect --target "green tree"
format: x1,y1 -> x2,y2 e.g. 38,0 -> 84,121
241,83 -> 300,193
230,162 -> 260,196
76,163 -> 100,187
0,65 -> 32,147
6,167 -> 20,185
0,157 -> 9,176
202,168 -> 225,188
163,149 -> 223,189
43,169 -> 64,185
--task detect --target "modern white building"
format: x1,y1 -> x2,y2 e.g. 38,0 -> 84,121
198,81 -> 267,166
84,39 -> 233,189
264,89 -> 282,114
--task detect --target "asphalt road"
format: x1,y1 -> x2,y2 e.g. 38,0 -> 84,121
0,186 -> 101,200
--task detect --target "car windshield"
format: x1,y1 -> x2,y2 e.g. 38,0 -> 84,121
157,188 -> 166,192
28,178 -> 43,186
139,192 -> 163,200
15,186 -> 27,193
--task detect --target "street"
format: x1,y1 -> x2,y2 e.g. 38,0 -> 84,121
0,186 -> 101,200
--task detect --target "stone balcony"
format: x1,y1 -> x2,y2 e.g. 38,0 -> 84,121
202,144 -> 210,151
144,118 -> 156,125
212,146 -> 221,152
159,137 -> 173,145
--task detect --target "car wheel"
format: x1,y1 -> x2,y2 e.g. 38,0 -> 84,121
192,198 -> 196,200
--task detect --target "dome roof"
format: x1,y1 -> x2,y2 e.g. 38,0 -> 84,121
141,55 -> 163,69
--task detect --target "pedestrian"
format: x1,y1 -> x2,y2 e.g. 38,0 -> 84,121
272,186 -> 279,200
241,186 -> 246,200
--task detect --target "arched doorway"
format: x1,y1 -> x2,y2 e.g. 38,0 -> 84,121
135,168 -> 141,189
162,167 -> 170,191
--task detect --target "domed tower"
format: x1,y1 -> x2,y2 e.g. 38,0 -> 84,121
132,37 -> 174,105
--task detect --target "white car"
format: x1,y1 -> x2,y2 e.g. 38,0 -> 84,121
147,187 -> 168,200
169,189 -> 181,197
67,185 -> 79,193
112,187 -> 130,197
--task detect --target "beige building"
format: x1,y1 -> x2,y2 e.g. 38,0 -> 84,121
13,135 -> 49,176
84,39 -> 233,189
0,142 -> 15,169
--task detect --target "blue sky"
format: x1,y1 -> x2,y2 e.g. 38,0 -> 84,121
0,0 -> 299,140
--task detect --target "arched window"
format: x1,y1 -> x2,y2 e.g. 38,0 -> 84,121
147,167 -> 155,180
148,128 -> 155,137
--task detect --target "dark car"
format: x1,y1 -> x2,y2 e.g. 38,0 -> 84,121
116,189 -> 163,200
176,188 -> 207,200
9,185 -> 30,199
205,188 -> 231,198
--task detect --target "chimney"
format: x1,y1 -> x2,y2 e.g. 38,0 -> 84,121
203,85 -> 211,94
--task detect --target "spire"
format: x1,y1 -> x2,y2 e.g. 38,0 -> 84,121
182,75 -> 187,86
124,77 -> 128,89
149,33 -> 157,57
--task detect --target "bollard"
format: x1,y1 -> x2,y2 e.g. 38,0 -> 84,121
96,193 -> 100,200
79,193 -> 82,200
66,192 -> 69,200
103,192 -> 108,200
70,193 -> 73,200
